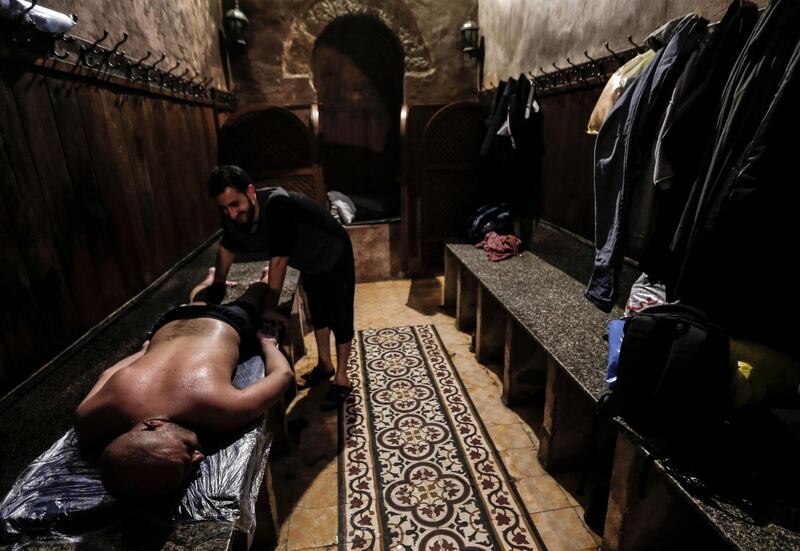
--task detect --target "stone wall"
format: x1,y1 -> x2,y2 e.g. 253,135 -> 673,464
45,0 -> 228,89
230,0 -> 478,107
479,0 -> 769,89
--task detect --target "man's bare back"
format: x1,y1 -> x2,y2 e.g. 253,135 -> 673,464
74,269 -> 292,500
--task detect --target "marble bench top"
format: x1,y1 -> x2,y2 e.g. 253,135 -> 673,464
617,421 -> 800,551
447,224 -> 625,401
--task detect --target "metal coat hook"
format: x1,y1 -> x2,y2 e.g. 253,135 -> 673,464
604,41 -> 623,65
552,62 -> 570,85
80,29 -> 109,68
539,66 -> 554,88
173,69 -> 190,93
566,57 -> 584,83
160,60 -> 181,88
128,50 -> 151,81
147,52 -> 166,82
50,33 -> 74,59
628,35 -> 641,51
105,32 -> 129,68
584,50 -> 601,77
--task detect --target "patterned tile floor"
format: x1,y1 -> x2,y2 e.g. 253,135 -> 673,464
263,278 -> 601,551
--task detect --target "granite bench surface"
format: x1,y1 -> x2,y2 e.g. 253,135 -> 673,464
0,520 -> 237,551
226,262 -> 299,313
618,421 -> 800,551
447,223 -> 628,401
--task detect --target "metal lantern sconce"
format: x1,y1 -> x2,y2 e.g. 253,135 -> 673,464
460,18 -> 484,88
223,0 -> 249,50
459,19 -> 482,59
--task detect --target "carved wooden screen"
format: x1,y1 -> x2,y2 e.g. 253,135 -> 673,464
419,102 -> 486,272
218,104 -> 325,203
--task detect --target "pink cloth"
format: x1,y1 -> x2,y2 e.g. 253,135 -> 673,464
475,231 -> 522,261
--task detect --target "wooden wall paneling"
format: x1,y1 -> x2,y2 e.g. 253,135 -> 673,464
114,92 -> 173,276
150,97 -> 197,258
538,86 -> 603,241
186,103 -> 216,223
98,88 -> 157,284
173,101 -> 210,246
0,64 -> 81,356
0,138 -> 50,388
75,84 -> 147,297
44,75 -> 128,313
9,67 -> 107,329
136,96 -> 183,264
200,106 -> 221,228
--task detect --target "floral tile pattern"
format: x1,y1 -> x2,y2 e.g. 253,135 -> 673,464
340,325 -> 545,551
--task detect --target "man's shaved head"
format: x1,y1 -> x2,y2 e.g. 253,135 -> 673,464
100,420 -> 204,502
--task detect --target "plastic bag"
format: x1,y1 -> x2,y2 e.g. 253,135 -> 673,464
624,272 -> 667,316
0,0 -> 76,34
0,355 -> 269,545
586,50 -> 655,134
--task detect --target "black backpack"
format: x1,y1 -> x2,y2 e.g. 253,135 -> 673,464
604,303 -> 731,451
464,203 -> 513,243
581,303 -> 731,532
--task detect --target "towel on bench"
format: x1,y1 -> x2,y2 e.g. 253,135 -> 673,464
0,355 -> 270,545
475,231 -> 522,261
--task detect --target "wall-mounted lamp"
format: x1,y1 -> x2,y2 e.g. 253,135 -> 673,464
459,19 -> 483,60
223,0 -> 249,50
460,19 -> 484,89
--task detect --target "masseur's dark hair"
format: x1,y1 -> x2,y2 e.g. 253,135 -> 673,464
207,165 -> 252,197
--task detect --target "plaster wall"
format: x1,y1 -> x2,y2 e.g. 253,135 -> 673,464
230,0 -> 478,107
44,0 -> 228,89
479,0 -> 769,88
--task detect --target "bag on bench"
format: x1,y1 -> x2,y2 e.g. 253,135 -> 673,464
582,303 -> 729,532
597,304 -> 800,524
464,203 -> 513,243
604,303 -> 731,450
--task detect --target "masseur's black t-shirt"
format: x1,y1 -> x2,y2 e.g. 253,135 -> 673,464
220,188 -> 349,275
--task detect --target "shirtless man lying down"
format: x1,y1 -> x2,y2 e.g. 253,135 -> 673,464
74,268 -> 293,501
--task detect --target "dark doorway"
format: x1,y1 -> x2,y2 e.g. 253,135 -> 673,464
312,15 -> 404,224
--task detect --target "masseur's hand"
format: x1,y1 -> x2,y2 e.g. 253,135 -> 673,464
257,328 -> 279,347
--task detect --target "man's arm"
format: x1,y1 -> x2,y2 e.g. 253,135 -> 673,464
202,335 -> 293,432
206,245 -> 237,303
265,255 -> 289,314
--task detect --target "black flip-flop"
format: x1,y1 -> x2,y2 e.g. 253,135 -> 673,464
321,383 -> 352,411
297,364 -> 335,389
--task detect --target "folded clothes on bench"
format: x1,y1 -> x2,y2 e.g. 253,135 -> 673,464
0,355 -> 270,546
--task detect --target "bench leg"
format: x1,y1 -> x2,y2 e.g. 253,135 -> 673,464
265,395 -> 291,455
502,317 -> 547,406
442,248 -> 457,308
251,461 -> 280,550
538,359 -> 595,471
456,265 -> 477,332
476,286 -> 505,363
603,428 -> 729,551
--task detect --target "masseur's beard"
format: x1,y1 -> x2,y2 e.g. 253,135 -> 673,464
235,198 -> 257,225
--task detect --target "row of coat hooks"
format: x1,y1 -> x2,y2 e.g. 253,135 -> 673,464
8,0 -> 219,100
485,35 -> 645,93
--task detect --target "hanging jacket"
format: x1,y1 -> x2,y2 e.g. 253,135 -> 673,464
675,0 -> 800,352
642,1 -> 758,287
585,14 -> 707,312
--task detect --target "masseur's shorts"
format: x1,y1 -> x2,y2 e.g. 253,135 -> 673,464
301,241 -> 355,345
147,301 -> 261,359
